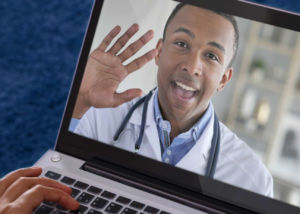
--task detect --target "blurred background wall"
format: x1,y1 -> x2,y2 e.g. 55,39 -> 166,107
0,0 -> 299,178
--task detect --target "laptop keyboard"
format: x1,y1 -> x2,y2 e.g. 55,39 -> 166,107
33,170 -> 171,214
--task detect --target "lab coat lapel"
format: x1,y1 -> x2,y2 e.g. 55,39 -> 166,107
128,94 -> 162,161
176,113 -> 215,175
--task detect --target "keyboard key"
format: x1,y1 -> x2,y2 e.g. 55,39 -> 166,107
87,186 -> 102,194
70,205 -> 88,214
61,176 -> 76,185
91,197 -> 109,209
79,204 -> 89,213
35,205 -> 54,214
130,201 -> 145,210
105,202 -> 123,213
71,188 -> 81,198
159,211 -> 170,214
87,209 -> 103,214
101,191 -> 116,199
44,171 -> 61,180
56,204 -> 67,211
53,210 -> 65,214
144,206 -> 159,214
74,181 -> 89,190
77,192 -> 95,204
121,208 -> 137,214
116,196 -> 131,205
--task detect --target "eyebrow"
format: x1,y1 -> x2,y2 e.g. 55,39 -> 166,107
207,41 -> 225,53
174,27 -> 225,53
174,27 -> 195,38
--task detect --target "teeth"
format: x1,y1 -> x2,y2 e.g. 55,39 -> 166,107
175,81 -> 196,92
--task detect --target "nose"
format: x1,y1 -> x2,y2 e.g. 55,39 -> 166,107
181,51 -> 202,76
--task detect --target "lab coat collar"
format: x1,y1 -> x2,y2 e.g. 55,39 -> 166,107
176,107 -> 215,174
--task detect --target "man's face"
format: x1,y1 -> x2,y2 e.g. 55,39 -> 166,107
155,5 -> 235,124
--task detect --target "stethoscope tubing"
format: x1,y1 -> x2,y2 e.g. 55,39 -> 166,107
205,112 -> 220,178
135,90 -> 153,151
113,94 -> 148,141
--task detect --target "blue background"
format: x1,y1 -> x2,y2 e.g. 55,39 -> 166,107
0,0 -> 300,177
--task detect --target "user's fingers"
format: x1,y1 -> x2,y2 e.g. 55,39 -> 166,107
13,185 -> 79,214
0,167 -> 42,197
113,89 -> 143,107
2,177 -> 72,203
108,23 -> 139,55
98,25 -> 121,51
126,48 -> 158,74
118,29 -> 154,63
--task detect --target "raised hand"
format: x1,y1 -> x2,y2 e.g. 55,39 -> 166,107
73,24 -> 158,118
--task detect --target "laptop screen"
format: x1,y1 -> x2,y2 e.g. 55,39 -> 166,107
60,0 -> 300,211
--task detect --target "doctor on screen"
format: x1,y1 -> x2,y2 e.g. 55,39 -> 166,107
71,3 -> 273,197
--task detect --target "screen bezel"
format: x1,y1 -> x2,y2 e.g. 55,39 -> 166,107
55,0 -> 300,213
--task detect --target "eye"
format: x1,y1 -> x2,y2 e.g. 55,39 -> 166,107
174,41 -> 189,49
206,52 -> 219,62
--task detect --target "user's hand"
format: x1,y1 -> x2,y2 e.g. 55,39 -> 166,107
0,167 -> 79,214
73,24 -> 158,118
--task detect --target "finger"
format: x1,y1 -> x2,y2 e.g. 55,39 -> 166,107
3,177 -> 72,203
0,167 -> 42,197
108,23 -> 139,55
14,185 -> 79,213
126,48 -> 158,73
98,25 -> 121,51
113,89 -> 143,107
118,29 -> 154,63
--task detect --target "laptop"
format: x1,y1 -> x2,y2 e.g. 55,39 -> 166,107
34,0 -> 300,213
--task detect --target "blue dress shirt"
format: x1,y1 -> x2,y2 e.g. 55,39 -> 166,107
153,89 -> 213,165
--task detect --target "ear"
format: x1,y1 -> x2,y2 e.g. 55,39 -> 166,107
217,68 -> 233,91
155,39 -> 163,66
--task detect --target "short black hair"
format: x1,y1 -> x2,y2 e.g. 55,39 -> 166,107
162,3 -> 239,67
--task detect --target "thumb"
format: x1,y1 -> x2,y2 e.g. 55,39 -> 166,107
113,88 -> 142,107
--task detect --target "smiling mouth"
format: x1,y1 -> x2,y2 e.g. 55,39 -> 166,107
172,81 -> 199,101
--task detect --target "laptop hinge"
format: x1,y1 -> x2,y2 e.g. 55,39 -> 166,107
81,157 -> 256,214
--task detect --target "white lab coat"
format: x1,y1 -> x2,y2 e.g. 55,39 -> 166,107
75,94 -> 273,197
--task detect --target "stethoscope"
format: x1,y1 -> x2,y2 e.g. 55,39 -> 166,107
113,89 -> 220,179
